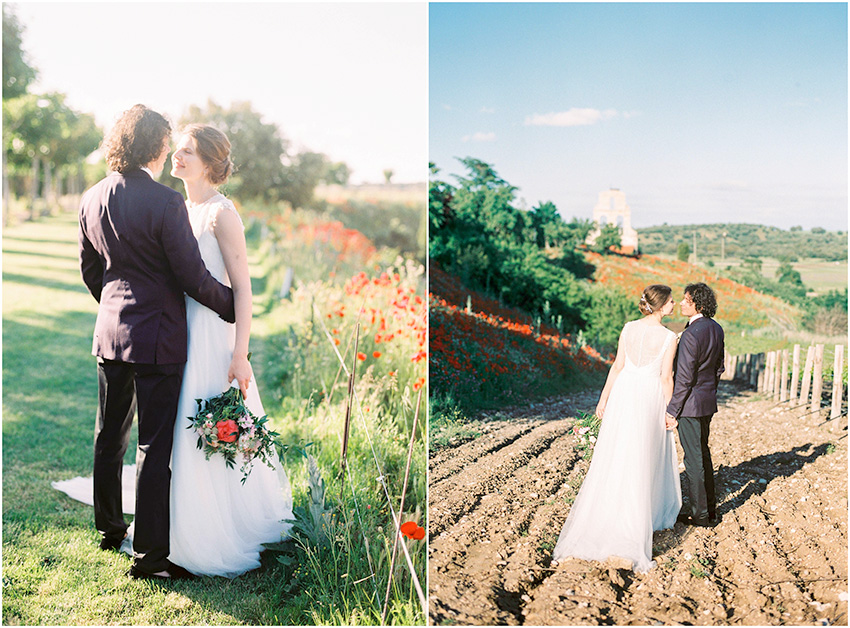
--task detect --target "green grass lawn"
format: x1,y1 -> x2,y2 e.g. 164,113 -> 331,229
2,211 -> 424,625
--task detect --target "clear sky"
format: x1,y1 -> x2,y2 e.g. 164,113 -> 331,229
430,3 -> 848,230
15,2 -> 427,184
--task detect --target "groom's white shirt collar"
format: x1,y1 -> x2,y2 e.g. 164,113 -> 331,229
689,312 -> 704,324
140,167 -> 154,178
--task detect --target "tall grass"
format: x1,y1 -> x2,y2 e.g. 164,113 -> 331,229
251,239 -> 428,623
2,210 -> 425,625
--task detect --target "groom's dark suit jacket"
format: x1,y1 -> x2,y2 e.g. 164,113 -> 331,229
666,316 -> 725,419
79,169 -> 235,364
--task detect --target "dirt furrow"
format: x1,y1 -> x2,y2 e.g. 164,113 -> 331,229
430,382 -> 848,625
428,420 -> 540,485
429,422 -> 573,538
429,425 -> 591,625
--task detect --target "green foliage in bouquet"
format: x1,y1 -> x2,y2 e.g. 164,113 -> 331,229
571,410 -> 603,460
188,386 -> 281,484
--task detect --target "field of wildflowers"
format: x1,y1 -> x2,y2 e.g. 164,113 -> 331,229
585,250 -> 803,333
429,263 -> 607,418
429,249 -> 807,426
247,207 -> 427,624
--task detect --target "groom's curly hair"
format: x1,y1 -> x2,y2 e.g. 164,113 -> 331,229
685,282 -> 718,318
103,105 -> 171,173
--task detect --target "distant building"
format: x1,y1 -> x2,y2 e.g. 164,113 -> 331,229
586,188 -> 639,254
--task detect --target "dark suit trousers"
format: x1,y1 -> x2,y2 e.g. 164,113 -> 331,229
94,358 -> 183,573
677,414 -> 716,521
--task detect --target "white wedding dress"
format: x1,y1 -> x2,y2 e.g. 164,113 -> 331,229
552,320 -> 681,573
53,194 -> 293,577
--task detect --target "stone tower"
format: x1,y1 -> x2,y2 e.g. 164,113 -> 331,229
586,188 -> 639,254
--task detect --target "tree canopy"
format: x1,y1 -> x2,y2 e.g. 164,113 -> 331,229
3,6 -> 37,99
170,100 -> 350,209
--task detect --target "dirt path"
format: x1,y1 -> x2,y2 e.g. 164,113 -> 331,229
428,383 -> 848,625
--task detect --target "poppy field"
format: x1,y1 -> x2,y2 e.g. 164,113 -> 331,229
429,263 -> 607,418
585,250 -> 803,333
248,207 -> 427,625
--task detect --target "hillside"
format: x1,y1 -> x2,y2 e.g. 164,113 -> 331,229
583,250 -> 803,332
429,263 -> 608,413
637,223 -> 847,261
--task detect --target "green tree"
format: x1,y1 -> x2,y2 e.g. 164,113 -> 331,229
279,150 -> 328,209
677,242 -> 691,261
2,5 -> 37,99
323,161 -> 350,186
430,157 -> 592,330
594,222 -> 622,254
4,93 -> 101,221
4,93 -> 65,218
584,285 -> 637,350
383,168 -> 394,184
742,256 -> 762,273
176,100 -> 347,210
530,201 -> 560,248
776,261 -> 803,286
180,100 -> 289,202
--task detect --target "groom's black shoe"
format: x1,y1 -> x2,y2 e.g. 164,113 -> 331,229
677,514 -> 718,528
128,562 -> 197,581
691,516 -> 718,528
99,533 -> 128,551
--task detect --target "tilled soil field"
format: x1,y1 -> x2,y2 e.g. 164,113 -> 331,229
429,382 -> 848,625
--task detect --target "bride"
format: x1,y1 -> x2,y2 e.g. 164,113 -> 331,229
150,123 -> 293,577
60,124 -> 293,577
552,284 -> 681,573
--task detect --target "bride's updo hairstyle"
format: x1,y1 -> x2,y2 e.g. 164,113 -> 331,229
181,123 -> 234,185
639,284 -> 672,316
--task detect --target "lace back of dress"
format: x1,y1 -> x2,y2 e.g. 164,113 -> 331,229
624,322 -> 672,369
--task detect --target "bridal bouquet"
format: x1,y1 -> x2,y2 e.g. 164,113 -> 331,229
188,385 -> 280,484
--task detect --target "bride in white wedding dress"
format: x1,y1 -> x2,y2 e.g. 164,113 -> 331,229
552,284 -> 681,573
55,125 -> 292,577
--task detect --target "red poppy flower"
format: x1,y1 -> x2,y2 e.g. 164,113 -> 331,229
357,352 -> 367,361
372,351 -> 381,359
400,521 -> 425,540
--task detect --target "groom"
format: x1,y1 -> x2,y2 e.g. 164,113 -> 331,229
665,283 -> 725,528
79,105 -> 235,580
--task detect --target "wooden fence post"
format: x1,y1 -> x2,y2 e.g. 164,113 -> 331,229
757,353 -> 766,391
751,353 -> 761,388
723,352 -> 736,381
811,344 -> 825,416
780,349 -> 789,402
773,351 -> 782,401
831,344 -> 845,420
799,345 -> 815,407
764,351 -> 776,395
790,344 -> 801,405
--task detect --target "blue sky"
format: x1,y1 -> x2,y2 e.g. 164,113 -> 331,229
430,3 -> 848,230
